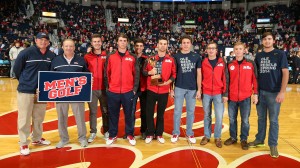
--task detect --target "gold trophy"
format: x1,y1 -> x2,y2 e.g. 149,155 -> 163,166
148,57 -> 163,86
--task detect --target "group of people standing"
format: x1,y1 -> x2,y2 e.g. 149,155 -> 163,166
13,31 -> 288,159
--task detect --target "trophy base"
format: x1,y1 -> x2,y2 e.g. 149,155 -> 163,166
151,75 -> 163,86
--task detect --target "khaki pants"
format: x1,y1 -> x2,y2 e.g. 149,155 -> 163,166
56,102 -> 87,142
17,92 -> 47,146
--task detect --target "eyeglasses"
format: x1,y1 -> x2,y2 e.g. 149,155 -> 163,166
207,47 -> 217,50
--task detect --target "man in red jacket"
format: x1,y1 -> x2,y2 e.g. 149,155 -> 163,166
143,36 -> 176,144
224,42 -> 258,150
84,34 -> 109,143
200,42 -> 228,148
104,33 -> 140,146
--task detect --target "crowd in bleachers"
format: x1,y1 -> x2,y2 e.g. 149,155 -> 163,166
0,0 -> 300,80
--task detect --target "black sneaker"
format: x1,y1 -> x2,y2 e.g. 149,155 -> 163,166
141,132 -> 146,140
270,146 -> 279,158
248,140 -> 265,147
224,137 -> 237,146
241,140 -> 248,150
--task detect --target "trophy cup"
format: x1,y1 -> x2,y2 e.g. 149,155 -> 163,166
148,57 -> 163,86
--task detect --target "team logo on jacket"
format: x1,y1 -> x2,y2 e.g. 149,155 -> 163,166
74,62 -> 78,64
125,57 -> 133,62
230,65 -> 235,70
217,63 -> 223,67
243,66 -> 252,70
165,59 -> 172,63
101,56 -> 106,59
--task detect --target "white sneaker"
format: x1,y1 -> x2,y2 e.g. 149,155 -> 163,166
80,140 -> 88,147
127,135 -> 136,146
32,138 -> 51,146
145,136 -> 153,144
171,134 -> 179,143
157,136 -> 165,144
20,145 -> 30,156
104,132 -> 109,139
187,135 -> 196,144
88,133 -> 96,143
106,136 -> 117,145
56,141 -> 69,148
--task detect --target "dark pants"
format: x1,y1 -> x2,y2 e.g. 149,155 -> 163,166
132,90 -> 147,134
146,90 -> 169,136
293,69 -> 299,84
107,90 -> 134,138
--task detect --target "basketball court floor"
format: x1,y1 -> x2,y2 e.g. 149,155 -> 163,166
0,78 -> 299,167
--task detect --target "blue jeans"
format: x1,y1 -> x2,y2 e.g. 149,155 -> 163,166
255,90 -> 281,146
172,87 -> 196,136
10,59 -> 15,78
202,94 -> 224,139
228,98 -> 251,141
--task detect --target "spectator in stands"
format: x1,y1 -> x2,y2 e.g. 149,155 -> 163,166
13,32 -> 55,156
293,51 -> 300,84
9,41 -> 24,78
226,51 -> 235,62
249,32 -> 289,158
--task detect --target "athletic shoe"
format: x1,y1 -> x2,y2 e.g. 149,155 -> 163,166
80,140 -> 88,147
145,136 -> 153,144
187,135 -> 196,144
270,146 -> 279,158
88,133 -> 96,143
248,140 -> 265,147
171,134 -> 179,143
20,145 -> 30,156
104,132 -> 109,139
106,136 -> 117,145
157,136 -> 165,144
56,141 -> 69,148
127,135 -> 136,146
32,138 -> 51,146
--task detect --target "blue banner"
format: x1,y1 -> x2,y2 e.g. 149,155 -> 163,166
38,71 -> 92,102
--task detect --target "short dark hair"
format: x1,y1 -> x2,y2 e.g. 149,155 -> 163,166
179,35 -> 192,44
262,32 -> 275,40
158,36 -> 168,43
134,38 -> 144,45
116,33 -> 128,41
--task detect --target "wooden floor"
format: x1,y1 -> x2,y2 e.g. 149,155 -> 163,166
0,77 -> 300,167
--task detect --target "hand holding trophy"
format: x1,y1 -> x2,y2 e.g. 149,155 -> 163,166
148,57 -> 163,86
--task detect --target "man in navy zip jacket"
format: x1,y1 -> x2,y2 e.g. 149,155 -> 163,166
200,42 -> 228,148
84,34 -> 109,143
13,32 -> 55,156
104,33 -> 140,146
50,39 -> 88,148
224,42 -> 258,150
